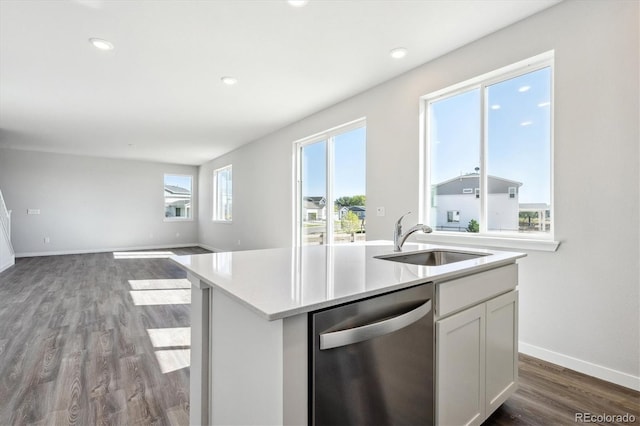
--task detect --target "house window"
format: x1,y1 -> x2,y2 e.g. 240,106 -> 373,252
423,52 -> 553,238
213,165 -> 232,222
447,210 -> 460,223
295,119 -> 366,245
164,174 -> 193,220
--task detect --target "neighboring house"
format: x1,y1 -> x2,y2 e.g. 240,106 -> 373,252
303,196 -> 326,221
432,173 -> 522,232
338,205 -> 366,220
164,184 -> 192,218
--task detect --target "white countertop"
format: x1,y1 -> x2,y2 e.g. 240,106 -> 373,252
170,242 -> 525,321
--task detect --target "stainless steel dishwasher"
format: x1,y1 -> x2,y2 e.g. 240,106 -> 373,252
310,283 -> 434,425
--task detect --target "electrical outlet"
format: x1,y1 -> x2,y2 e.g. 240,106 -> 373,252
376,207 -> 385,217
44,237 -> 50,244
28,209 -> 40,215
176,232 -> 180,238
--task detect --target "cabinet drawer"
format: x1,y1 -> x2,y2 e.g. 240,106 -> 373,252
436,264 -> 517,318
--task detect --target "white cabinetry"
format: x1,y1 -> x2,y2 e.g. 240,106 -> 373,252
436,303 -> 486,425
435,265 -> 518,426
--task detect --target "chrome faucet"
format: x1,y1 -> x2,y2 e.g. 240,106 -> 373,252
394,212 -> 432,252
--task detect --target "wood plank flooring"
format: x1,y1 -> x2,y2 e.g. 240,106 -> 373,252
0,247 -> 209,426
487,354 -> 639,426
1,248 -> 638,426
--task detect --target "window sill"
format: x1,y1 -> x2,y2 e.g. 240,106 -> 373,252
164,218 -> 194,223
415,232 -> 560,252
212,220 -> 233,224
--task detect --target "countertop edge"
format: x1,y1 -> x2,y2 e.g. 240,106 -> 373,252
170,249 -> 524,321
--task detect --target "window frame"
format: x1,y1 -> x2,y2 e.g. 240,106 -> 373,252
419,51 -> 559,251
293,117 -> 366,247
212,164 -> 233,223
163,173 -> 194,222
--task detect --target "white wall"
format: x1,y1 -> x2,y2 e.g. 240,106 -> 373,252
198,0 -> 639,389
0,148 -> 199,256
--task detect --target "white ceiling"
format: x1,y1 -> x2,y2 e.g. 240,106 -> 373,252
0,0 -> 561,165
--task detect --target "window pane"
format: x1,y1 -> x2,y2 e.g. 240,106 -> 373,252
164,175 -> 192,219
214,166 -> 232,221
429,89 -> 481,232
301,141 -> 327,245
333,127 -> 366,244
486,67 -> 551,234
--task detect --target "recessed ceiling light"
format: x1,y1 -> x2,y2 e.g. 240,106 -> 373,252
518,85 -> 531,93
221,76 -> 238,86
390,47 -> 408,59
288,0 -> 308,7
491,104 -> 501,110
89,38 -> 114,50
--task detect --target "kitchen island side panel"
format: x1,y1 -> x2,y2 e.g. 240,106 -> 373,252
210,287 -> 284,425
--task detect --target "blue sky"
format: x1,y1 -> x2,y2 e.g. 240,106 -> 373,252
302,68 -> 551,206
430,67 -> 551,204
302,126 -> 366,200
165,174 -> 192,192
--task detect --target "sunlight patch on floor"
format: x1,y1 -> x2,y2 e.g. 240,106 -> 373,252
129,289 -> 190,305
147,327 -> 190,348
113,251 -> 175,259
154,349 -> 190,373
128,278 -> 191,290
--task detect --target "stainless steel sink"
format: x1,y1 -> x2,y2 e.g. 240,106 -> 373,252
375,249 -> 488,266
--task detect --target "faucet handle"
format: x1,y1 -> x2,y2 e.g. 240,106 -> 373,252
396,211 -> 412,227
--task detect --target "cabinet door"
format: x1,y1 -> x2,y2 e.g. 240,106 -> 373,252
436,304 -> 485,426
485,290 -> 518,416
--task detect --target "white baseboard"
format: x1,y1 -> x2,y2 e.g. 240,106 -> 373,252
15,243 -> 200,258
520,341 -> 640,391
0,254 -> 15,273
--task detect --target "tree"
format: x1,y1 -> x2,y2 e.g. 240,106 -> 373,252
335,195 -> 366,207
519,211 -> 538,226
340,211 -> 361,235
467,219 -> 479,233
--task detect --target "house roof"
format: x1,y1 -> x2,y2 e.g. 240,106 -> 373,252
303,196 -> 326,209
349,206 -> 366,212
164,185 -> 191,195
435,173 -> 522,195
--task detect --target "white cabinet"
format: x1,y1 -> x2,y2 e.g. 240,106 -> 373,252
436,288 -> 518,426
485,291 -> 519,414
436,302 -> 486,426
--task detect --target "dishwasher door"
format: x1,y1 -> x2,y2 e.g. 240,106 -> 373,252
310,283 -> 434,426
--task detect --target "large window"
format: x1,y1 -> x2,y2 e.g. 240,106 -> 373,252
213,165 -> 232,222
423,52 -> 553,241
296,119 -> 366,245
164,174 -> 193,220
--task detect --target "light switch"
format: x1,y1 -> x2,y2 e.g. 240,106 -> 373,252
27,209 -> 40,215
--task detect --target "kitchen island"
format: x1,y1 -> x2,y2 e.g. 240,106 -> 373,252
171,242 -> 525,425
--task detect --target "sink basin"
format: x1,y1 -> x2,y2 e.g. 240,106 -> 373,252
375,249 -> 488,266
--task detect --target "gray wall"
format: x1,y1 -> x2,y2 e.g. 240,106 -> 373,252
199,0 -> 639,388
0,148 -> 198,255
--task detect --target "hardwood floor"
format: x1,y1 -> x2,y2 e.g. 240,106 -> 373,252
486,354 -> 640,426
1,248 -> 638,426
0,247 -> 209,426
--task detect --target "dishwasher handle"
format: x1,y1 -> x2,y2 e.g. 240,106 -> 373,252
319,299 -> 432,350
